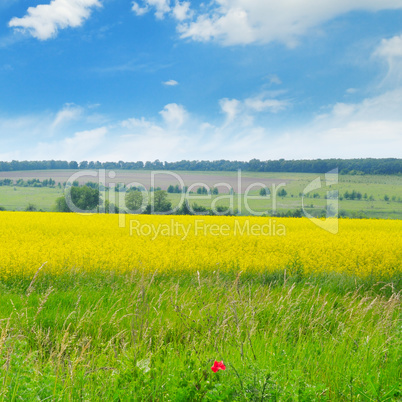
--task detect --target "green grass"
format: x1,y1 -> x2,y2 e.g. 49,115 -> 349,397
0,186 -> 63,212
0,270 -> 401,400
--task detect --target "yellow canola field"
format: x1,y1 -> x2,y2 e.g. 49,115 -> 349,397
0,212 -> 401,279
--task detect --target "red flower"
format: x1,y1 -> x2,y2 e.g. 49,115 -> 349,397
211,360 -> 226,373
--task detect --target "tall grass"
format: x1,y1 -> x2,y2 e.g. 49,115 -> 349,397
0,270 -> 401,400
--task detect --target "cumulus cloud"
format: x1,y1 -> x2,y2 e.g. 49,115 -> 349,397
159,103 -> 187,129
219,93 -> 289,128
2,85 -> 402,162
375,34 -> 402,59
163,79 -> 179,86
172,1 -> 192,21
131,2 -> 149,16
132,0 -> 192,21
220,98 -> 241,125
132,0 -> 170,19
133,0 -> 402,46
215,90 -> 402,159
8,0 -> 101,40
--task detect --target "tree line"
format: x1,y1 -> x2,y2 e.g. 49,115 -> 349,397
0,158 -> 401,175
0,178 -> 57,187
54,186 -> 236,216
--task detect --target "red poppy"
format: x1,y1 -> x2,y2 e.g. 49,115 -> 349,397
211,360 -> 226,373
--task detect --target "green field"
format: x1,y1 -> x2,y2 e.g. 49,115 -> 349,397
0,186 -> 64,212
0,270 -> 400,400
0,170 -> 401,218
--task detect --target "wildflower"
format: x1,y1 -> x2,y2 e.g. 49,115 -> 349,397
211,360 -> 226,373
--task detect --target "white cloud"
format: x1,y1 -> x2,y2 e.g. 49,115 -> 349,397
105,131 -> 186,162
317,89 -> 402,123
159,103 -> 187,129
132,2 -> 149,16
374,34 -> 402,86
245,96 -> 288,113
2,87 -> 402,162
163,79 -> 179,86
219,98 -> 241,125
52,104 -> 83,129
133,0 -> 402,46
8,0 -> 101,40
132,0 -> 193,21
35,127 -> 107,160
375,34 -> 402,59
172,1 -> 192,21
267,74 -> 282,85
135,0 -> 171,19
219,93 -> 289,127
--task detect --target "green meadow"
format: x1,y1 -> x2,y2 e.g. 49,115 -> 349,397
0,170 -> 401,218
0,270 -> 401,400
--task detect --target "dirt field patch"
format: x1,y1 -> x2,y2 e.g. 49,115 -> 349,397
0,170 -> 291,193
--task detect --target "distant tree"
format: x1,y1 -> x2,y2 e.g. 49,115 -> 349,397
0,206 -> 5,211
143,205 -> 152,214
191,203 -> 208,213
178,200 -> 192,215
278,188 -> 287,197
115,183 -> 126,192
1,158 -> 402,174
384,194 -> 390,201
212,187 -> 219,195
167,185 -> 175,193
104,200 -> 119,214
0,179 -> 13,186
85,181 -> 99,189
293,208 -> 303,218
55,196 -> 70,212
55,186 -> 100,212
25,203 -> 37,212
197,187 -> 208,195
153,190 -> 172,213
259,188 -> 267,196
125,190 -> 143,212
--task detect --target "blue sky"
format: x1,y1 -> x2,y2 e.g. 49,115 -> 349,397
0,0 -> 402,162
